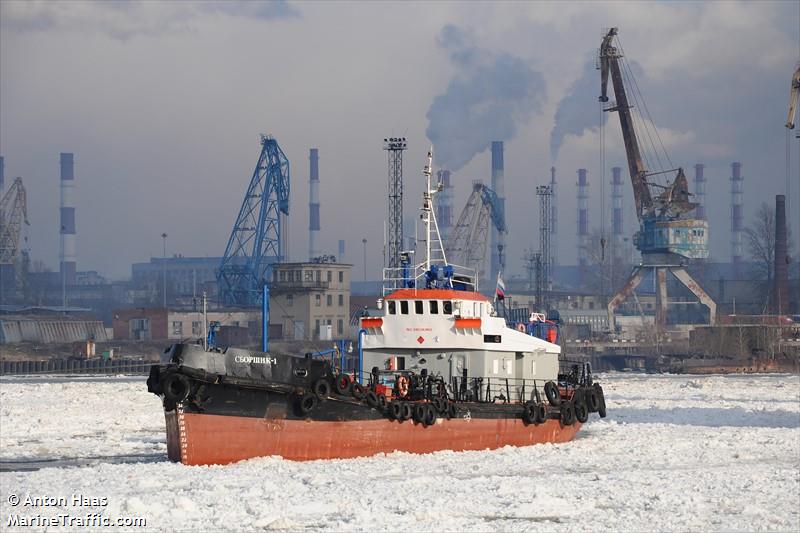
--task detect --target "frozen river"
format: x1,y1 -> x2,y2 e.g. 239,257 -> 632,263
1,373 -> 798,531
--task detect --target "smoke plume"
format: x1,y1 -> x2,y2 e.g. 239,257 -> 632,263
426,25 -> 546,171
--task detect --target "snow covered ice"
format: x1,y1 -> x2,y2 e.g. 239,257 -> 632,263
1,373 -> 798,531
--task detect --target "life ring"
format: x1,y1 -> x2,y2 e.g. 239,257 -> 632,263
423,404 -> 437,427
397,375 -> 410,398
544,381 -> 560,406
366,390 -> 379,408
312,379 -> 331,400
334,373 -> 352,395
298,392 -> 318,415
162,373 -> 191,404
400,402 -> 413,420
522,401 -> 537,424
352,382 -> 366,400
516,323 -> 526,332
560,401 -> 576,426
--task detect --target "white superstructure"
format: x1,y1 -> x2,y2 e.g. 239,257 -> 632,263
360,149 -> 560,395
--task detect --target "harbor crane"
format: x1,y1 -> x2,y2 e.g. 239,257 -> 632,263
786,63 -> 800,129
217,135 -> 290,307
0,177 -> 29,266
599,27 -> 716,331
445,182 -> 505,282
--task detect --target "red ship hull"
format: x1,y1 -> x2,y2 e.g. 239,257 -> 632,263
165,408 -> 583,465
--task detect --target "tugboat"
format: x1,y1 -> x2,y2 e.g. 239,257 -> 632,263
147,150 -> 606,465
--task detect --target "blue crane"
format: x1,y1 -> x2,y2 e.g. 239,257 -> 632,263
217,135 -> 290,306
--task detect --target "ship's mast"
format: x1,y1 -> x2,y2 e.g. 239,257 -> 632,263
421,149 -> 448,273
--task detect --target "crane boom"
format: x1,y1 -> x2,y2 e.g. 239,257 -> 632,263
787,63 -> 800,129
445,182 -> 505,280
599,27 -> 651,220
0,177 -> 29,265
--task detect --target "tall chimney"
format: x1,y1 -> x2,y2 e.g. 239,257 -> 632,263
773,195 -> 789,314
490,141 -> 505,275
550,166 -> 558,267
436,170 -> 454,244
338,239 -> 345,262
694,163 -> 706,219
60,153 -> 76,285
730,162 -> 743,277
308,148 -> 320,260
577,168 -> 589,282
0,155 -> 5,194
611,166 -> 624,248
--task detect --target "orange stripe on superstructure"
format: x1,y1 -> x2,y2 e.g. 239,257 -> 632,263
454,318 -> 482,329
361,317 -> 383,328
384,288 -> 490,302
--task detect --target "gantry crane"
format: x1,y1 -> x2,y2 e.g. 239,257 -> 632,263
217,135 -> 290,306
599,28 -> 716,331
445,182 -> 505,282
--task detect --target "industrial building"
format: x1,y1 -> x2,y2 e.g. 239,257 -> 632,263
269,260 -> 352,340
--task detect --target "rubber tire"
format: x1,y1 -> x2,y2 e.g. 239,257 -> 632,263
522,401 -> 537,425
413,403 -> 426,423
544,381 -> 561,407
334,374 -> 352,395
423,404 -> 437,427
352,383 -> 366,400
560,401 -> 576,426
389,400 -> 402,419
535,403 -> 547,424
298,392 -> 318,415
574,393 -> 589,423
400,402 -> 412,421
366,390 -> 379,408
378,394 -> 387,410
432,397 -> 444,413
313,379 -> 331,400
447,403 -> 457,419
163,373 -> 191,404
585,388 -> 600,413
596,385 -> 607,418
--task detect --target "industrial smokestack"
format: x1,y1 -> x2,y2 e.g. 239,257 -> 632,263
550,166 -> 558,267
338,239 -> 345,262
730,162 -> 743,277
0,155 -> 4,194
773,195 -> 789,314
611,166 -> 623,242
694,164 -> 706,219
436,170 -> 454,244
577,168 -> 589,280
491,141 -> 505,275
308,148 -> 320,260
60,152 -> 76,285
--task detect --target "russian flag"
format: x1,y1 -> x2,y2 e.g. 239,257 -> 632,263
495,273 -> 506,301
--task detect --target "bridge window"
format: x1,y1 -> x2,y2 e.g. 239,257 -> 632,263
443,301 -> 452,314
400,301 -> 409,315
429,301 -> 439,314
388,301 -> 396,314
415,301 -> 424,314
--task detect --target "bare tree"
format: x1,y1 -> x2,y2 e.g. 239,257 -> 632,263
744,202 -> 794,305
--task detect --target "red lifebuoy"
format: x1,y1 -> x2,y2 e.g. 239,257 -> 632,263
516,323 -> 526,332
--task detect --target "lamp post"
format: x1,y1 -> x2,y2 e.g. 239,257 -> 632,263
161,232 -> 168,308
362,238 -> 367,283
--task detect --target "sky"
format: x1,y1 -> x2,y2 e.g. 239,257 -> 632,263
1,0 -> 798,282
